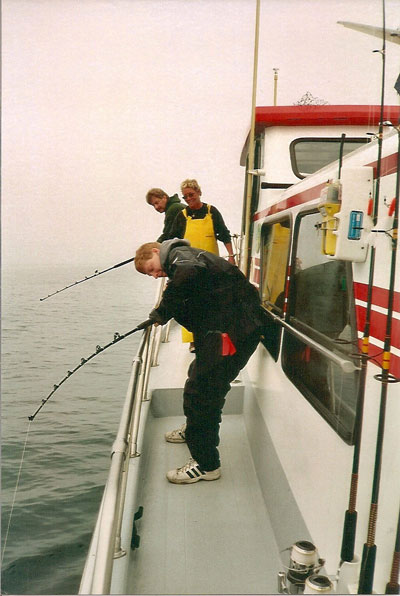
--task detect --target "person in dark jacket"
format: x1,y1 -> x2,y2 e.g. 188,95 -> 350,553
146,188 -> 185,242
134,238 -> 264,484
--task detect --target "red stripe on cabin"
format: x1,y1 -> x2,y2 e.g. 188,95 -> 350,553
354,282 -> 400,312
254,182 -> 327,221
252,147 -> 398,224
355,305 -> 400,349
367,153 -> 399,178
253,155 -> 398,222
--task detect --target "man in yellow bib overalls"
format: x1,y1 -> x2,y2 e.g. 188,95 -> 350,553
170,179 -> 235,351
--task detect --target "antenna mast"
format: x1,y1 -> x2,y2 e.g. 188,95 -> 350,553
242,0 -> 260,275
273,68 -> 279,106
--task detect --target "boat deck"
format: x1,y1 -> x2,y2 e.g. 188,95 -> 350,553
125,322 -> 282,595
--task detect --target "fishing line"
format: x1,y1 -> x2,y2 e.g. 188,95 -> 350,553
39,257 -> 135,301
1,420 -> 32,566
3,319 -> 153,564
28,318 -> 153,421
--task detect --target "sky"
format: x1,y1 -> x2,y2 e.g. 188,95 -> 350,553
2,0 -> 400,267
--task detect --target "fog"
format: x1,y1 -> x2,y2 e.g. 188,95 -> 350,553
2,0 -> 399,267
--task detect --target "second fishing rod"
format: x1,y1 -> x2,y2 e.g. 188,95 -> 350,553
39,257 -> 135,301
357,120 -> 400,595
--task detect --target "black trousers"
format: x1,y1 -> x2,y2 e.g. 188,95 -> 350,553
182,330 -> 261,471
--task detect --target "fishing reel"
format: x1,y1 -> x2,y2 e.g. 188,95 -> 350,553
278,541 -> 333,594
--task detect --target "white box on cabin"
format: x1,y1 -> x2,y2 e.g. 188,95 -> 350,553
333,166 -> 374,262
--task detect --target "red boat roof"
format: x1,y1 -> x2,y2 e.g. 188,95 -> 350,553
255,105 -> 400,128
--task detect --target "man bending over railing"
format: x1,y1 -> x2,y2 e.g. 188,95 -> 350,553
134,238 -> 264,484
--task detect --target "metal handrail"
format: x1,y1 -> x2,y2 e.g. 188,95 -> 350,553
151,324 -> 163,366
151,277 -> 168,366
80,280 -> 167,594
267,310 -> 360,373
163,320 -> 172,343
89,326 -> 151,594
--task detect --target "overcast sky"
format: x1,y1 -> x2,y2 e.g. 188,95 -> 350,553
2,0 -> 399,267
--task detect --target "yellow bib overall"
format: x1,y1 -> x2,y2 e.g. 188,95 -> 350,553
182,205 -> 219,343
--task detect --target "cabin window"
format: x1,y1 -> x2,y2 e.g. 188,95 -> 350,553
281,210 -> 360,444
290,137 -> 369,179
260,218 -> 291,359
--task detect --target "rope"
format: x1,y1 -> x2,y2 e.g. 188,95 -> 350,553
1,420 -> 32,565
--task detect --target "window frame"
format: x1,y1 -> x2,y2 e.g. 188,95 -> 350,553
280,207 -> 360,444
259,214 -> 292,361
289,136 -> 370,179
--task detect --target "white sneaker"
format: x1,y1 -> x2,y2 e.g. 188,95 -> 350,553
166,458 -> 221,484
165,423 -> 187,443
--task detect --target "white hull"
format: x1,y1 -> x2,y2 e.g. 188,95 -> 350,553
81,107 -> 400,595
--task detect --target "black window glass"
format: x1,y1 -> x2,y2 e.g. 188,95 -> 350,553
282,211 -> 360,443
291,138 -> 369,179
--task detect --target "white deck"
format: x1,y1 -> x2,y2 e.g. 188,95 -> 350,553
125,322 -> 283,595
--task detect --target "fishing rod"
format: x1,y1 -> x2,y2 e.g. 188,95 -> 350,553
385,503 -> 400,594
339,35 -> 388,571
28,317 -> 153,421
358,119 -> 400,594
39,257 -> 135,301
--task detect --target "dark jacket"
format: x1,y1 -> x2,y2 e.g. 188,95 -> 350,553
157,194 -> 185,242
150,239 -> 263,345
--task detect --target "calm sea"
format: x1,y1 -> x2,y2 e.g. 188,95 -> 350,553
1,264 -> 155,595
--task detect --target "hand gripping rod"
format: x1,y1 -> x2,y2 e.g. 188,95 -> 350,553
28,318 -> 153,421
39,257 -> 135,301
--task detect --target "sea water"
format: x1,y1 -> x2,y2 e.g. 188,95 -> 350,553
1,264 -> 155,595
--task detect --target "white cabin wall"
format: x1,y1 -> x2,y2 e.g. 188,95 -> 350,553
244,339 -> 400,592
245,345 -> 352,574
245,128 -> 400,592
355,366 -> 400,592
257,124 -> 381,215
262,128 -> 300,183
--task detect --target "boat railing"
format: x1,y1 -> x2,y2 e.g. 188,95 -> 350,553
79,279 -> 166,595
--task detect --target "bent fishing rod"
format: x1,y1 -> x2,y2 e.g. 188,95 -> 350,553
28,317 -> 153,421
39,257 -> 135,301
385,503 -> 400,594
383,129 -> 400,596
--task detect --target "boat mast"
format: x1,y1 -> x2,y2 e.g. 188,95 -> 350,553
273,68 -> 279,106
242,0 -> 260,274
